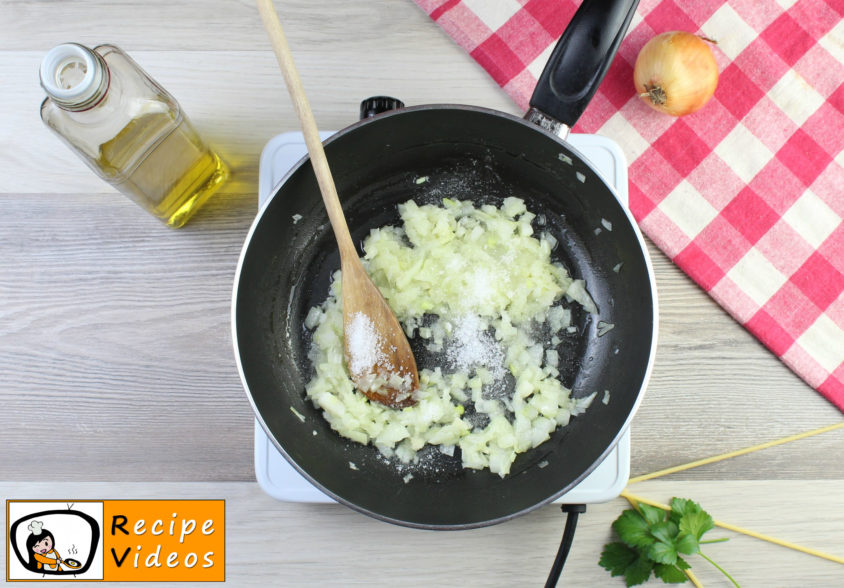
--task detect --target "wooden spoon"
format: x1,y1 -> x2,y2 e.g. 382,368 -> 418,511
257,0 -> 418,408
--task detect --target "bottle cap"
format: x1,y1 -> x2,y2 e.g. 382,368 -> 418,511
40,43 -> 107,109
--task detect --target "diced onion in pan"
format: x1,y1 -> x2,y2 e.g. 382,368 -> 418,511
301,198 -> 604,477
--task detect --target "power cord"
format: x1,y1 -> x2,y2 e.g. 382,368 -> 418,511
544,503 -> 587,587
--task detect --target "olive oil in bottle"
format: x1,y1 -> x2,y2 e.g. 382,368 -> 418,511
40,43 -> 229,227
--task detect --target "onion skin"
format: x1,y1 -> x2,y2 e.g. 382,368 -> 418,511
634,31 -> 719,116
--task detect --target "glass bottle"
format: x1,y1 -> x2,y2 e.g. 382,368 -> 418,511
39,43 -> 229,227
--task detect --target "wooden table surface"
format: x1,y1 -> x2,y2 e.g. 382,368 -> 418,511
1,1 -> 842,585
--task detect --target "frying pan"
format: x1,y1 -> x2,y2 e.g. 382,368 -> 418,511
234,0 -> 656,529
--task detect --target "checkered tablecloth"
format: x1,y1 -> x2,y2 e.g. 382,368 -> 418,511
413,0 -> 844,411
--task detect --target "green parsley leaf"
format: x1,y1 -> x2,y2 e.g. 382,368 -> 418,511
650,520 -> 679,545
613,509 -> 654,548
601,498 -> 738,587
675,533 -> 699,555
670,497 -> 698,519
639,503 -> 665,527
679,509 -> 715,541
600,542 -> 638,577
625,556 -> 654,587
648,540 -> 678,565
654,563 -> 688,583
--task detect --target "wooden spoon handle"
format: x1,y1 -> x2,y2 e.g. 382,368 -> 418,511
256,0 -> 356,257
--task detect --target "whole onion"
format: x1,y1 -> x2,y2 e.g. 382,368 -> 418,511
633,31 -> 719,116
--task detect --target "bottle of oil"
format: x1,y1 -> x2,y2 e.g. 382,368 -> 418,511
39,43 -> 229,227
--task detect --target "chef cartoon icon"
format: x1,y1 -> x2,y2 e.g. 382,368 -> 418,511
25,520 -> 79,573
8,503 -> 101,580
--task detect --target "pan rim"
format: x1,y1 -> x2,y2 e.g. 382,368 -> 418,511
231,104 -> 659,529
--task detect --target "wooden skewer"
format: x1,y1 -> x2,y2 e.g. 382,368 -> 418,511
621,490 -> 844,566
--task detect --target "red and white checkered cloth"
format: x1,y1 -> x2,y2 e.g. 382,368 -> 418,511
413,0 -> 844,411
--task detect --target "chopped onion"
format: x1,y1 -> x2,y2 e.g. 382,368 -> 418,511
597,321 -> 615,336
302,198 -> 603,477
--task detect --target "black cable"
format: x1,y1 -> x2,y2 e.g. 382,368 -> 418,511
544,503 -> 587,588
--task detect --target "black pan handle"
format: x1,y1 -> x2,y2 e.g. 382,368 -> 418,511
360,96 -> 405,119
529,0 -> 639,130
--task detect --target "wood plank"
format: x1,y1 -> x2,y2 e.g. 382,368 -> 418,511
4,48 -> 515,194
2,0 -> 842,584
0,0 -> 445,51
2,481 -> 842,585
0,193 -> 258,480
0,194 -> 841,480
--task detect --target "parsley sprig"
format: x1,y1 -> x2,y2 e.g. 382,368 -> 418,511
599,497 -> 739,587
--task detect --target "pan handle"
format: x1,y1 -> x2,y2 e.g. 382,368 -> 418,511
360,96 -> 405,119
528,0 -> 639,135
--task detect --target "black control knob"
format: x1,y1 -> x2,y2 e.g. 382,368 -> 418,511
359,96 -> 405,120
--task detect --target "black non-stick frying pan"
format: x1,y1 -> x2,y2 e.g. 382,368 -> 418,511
234,0 -> 656,529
